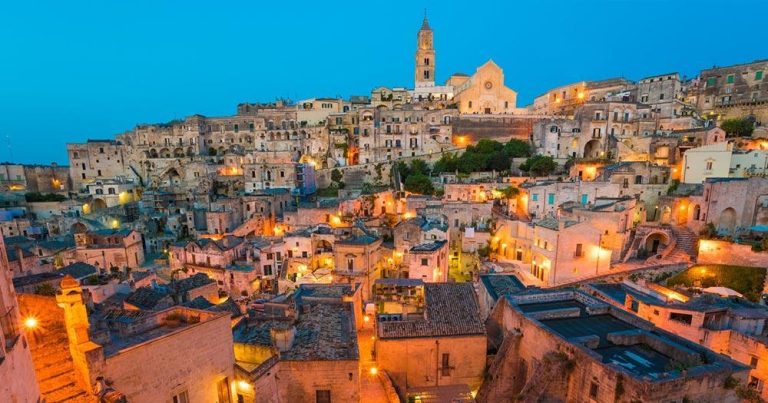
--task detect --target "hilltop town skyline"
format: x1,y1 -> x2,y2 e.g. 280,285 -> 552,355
3,2 -> 768,402
2,0 -> 767,164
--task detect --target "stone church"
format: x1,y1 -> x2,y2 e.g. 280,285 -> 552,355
411,15 -> 520,115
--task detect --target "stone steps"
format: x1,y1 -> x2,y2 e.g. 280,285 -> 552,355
32,345 -> 71,370
40,371 -> 79,395
45,382 -> 90,403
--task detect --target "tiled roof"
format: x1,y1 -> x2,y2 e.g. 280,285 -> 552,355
535,217 -> 578,231
410,240 -> 447,253
378,283 -> 485,339
58,262 -> 98,279
124,287 -> 169,310
480,274 -> 525,301
174,273 -> 214,293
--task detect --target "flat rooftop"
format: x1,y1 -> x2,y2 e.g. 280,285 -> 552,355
518,299 -> 587,315
234,285 -> 359,361
378,283 -> 485,339
480,274 -> 526,302
510,291 -> 747,380
98,307 -> 225,357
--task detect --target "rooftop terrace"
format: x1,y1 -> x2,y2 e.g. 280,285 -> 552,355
510,290 -> 747,380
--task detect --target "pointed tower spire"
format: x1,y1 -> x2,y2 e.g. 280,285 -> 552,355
421,9 -> 431,31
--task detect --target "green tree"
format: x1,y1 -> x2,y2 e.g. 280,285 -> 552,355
409,159 -> 430,176
504,139 -> 532,158
457,152 -> 488,173
487,151 -> 511,172
404,174 -> 434,195
361,182 -> 374,195
520,155 -> 557,176
396,161 -> 411,180
720,118 -> 754,137
500,186 -> 520,199
331,168 -> 343,184
472,139 -> 504,154
433,153 -> 459,173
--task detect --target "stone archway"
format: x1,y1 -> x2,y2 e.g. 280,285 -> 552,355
693,204 -> 701,221
643,232 -> 670,254
583,139 -> 602,158
70,222 -> 88,234
92,198 -> 107,211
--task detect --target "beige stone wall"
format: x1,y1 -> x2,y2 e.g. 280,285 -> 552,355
485,298 -> 747,402
103,313 -> 234,403
376,335 -> 486,396
698,239 -> 768,267
274,360 -> 359,403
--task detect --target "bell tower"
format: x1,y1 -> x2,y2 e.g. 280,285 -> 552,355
415,13 -> 435,88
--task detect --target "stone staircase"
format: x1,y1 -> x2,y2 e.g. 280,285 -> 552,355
19,294 -> 95,403
668,226 -> 699,263
30,322 -> 93,402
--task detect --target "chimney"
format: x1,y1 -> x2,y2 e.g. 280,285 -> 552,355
270,326 -> 296,353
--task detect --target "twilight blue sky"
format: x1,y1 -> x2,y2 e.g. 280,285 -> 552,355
1,0 -> 765,164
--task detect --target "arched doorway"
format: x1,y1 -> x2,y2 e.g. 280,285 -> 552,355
583,140 -> 602,158
70,222 -> 87,234
644,232 -> 670,255
693,204 -> 701,221
718,208 -> 737,234
92,198 -> 107,211
754,195 -> 768,227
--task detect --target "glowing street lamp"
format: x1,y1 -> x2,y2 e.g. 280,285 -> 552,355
24,316 -> 39,330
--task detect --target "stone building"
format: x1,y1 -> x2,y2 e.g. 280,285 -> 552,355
64,229 -> 145,271
333,228 -> 382,301
0,163 -> 71,193
453,60 -> 518,115
67,139 -> 131,190
232,284 -> 361,403
481,289 -> 749,402
407,240 -> 448,282
698,60 -> 768,122
375,282 -> 486,401
531,77 -> 635,116
0,236 -> 41,402
588,281 -> 768,400
65,278 -> 235,402
686,177 -> 768,236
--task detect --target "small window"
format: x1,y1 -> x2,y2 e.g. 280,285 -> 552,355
706,77 -> 717,87
171,390 -> 189,403
727,74 -> 734,84
421,258 -> 428,266
441,353 -> 451,376
316,390 -> 331,403
756,71 -> 764,81
589,382 -> 598,399
670,312 -> 693,325
751,356 -> 759,368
